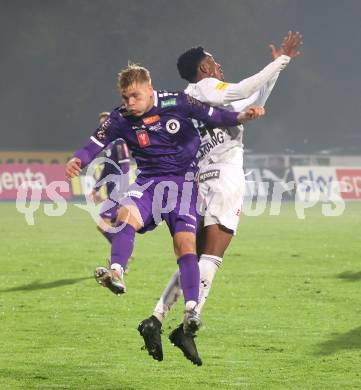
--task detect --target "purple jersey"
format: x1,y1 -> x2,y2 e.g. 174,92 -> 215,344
74,91 -> 240,178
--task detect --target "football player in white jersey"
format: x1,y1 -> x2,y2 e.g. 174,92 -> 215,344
138,32 -> 302,365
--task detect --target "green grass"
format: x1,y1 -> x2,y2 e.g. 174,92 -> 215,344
1,202 -> 361,389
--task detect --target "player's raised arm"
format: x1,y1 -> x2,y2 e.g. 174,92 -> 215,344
225,31 -> 302,103
66,110 -> 122,179
229,30 -> 303,113
194,55 -> 290,107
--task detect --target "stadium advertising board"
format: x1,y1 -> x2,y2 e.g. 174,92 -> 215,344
292,166 -> 361,201
0,151 -> 72,164
243,167 -> 294,201
0,164 -> 71,200
0,160 -> 137,200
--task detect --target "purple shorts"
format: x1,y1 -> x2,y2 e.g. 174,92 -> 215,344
118,175 -> 199,236
99,199 -> 118,222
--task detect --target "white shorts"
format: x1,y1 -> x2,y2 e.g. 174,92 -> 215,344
197,161 -> 245,234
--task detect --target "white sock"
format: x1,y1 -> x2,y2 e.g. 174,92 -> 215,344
110,263 -> 124,274
185,300 -> 197,311
153,270 -> 182,323
196,254 -> 222,314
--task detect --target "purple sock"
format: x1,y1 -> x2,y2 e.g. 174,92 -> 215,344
177,254 -> 200,303
111,224 -> 135,270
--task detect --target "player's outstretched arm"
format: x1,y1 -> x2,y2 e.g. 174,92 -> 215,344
65,110 -> 124,179
200,55 -> 290,107
65,138 -> 104,180
237,106 -> 265,124
200,31 -> 302,107
183,93 -> 265,128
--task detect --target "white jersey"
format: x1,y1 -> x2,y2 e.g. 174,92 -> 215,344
184,54 -> 290,167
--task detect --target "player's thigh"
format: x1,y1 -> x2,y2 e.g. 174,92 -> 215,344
115,205 -> 144,230
202,164 -> 244,228
163,178 -> 199,241
116,179 -> 157,232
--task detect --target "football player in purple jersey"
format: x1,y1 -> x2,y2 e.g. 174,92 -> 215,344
66,64 -> 264,362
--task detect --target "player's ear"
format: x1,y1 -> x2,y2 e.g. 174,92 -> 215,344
199,62 -> 208,75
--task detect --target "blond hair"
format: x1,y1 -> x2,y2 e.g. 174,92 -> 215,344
117,63 -> 151,91
98,111 -> 110,120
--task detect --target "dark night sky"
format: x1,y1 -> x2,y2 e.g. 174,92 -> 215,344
1,0 -> 360,154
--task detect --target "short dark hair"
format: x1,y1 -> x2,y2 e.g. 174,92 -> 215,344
177,46 -> 207,83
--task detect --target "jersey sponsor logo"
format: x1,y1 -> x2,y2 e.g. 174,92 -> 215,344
100,118 -> 111,130
215,81 -> 229,91
96,129 -> 106,140
148,123 -> 162,132
198,169 -> 220,183
161,98 -> 177,108
126,190 -> 143,199
132,125 -> 146,130
97,119 -> 111,139
143,115 -> 160,125
136,130 -> 151,148
158,92 -> 178,97
166,119 -> 180,134
184,213 -> 197,222
198,131 -> 225,159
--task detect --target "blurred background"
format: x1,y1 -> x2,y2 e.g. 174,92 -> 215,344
1,0 -> 360,202
1,0 -> 360,154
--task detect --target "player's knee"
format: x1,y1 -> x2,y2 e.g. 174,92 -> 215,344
173,232 -> 196,257
202,224 -> 233,257
97,217 -> 112,233
115,205 -> 143,231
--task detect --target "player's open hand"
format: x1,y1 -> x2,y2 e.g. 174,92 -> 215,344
65,157 -> 82,179
269,31 -> 303,60
237,106 -> 265,123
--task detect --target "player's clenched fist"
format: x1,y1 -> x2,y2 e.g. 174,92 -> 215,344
247,106 -> 265,119
65,157 -> 82,179
237,105 -> 265,123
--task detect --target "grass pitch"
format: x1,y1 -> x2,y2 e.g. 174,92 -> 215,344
1,202 -> 361,389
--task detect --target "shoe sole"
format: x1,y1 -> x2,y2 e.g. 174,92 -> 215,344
94,267 -> 126,295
